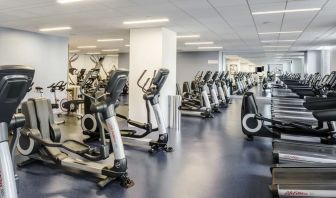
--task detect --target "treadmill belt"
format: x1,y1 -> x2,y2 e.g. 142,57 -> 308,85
273,167 -> 336,185
273,117 -> 317,126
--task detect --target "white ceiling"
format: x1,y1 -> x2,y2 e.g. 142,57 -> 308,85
0,0 -> 336,64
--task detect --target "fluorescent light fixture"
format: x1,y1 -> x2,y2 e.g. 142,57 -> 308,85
106,54 -> 119,57
252,8 -> 320,15
97,38 -> 124,42
39,26 -> 71,32
123,18 -> 169,25
264,49 -> 288,52
125,44 -> 130,47
185,41 -> 214,45
177,34 -> 200,39
258,31 -> 302,35
277,56 -> 304,59
263,46 -> 290,48
318,46 -> 335,50
57,0 -> 85,4
69,49 -> 80,53
101,49 -> 119,52
198,46 -> 223,49
261,40 -> 295,43
77,46 -> 96,49
265,53 -> 284,55
86,52 -> 101,55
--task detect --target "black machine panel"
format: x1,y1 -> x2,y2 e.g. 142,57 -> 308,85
106,69 -> 129,104
0,65 -> 35,123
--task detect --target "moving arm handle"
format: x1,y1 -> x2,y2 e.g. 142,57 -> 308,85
142,78 -> 151,92
149,70 -> 157,88
137,70 -> 147,88
47,83 -> 55,89
80,70 -> 95,101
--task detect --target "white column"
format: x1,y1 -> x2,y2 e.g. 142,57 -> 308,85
321,50 -> 331,75
306,50 -> 322,74
129,28 -> 177,127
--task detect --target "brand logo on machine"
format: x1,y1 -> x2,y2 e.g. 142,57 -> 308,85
285,154 -> 299,160
284,191 -> 309,196
107,121 -> 116,143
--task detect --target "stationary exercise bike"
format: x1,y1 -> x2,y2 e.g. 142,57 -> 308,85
59,86 -> 84,118
48,81 -> 67,109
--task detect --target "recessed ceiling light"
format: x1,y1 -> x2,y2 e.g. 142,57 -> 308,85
69,49 -> 80,53
264,49 -> 288,52
101,49 -> 119,52
185,41 -> 214,45
258,31 -> 302,35
39,26 -> 72,32
252,8 -> 320,15
125,44 -> 130,47
263,46 -> 290,48
57,0 -> 86,4
123,18 -> 169,25
97,38 -> 124,42
198,46 -> 223,49
86,52 -> 101,55
77,46 -> 96,49
177,35 -> 200,39
261,40 -> 295,43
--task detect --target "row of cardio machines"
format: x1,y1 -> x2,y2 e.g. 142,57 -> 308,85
176,71 -> 232,118
0,65 -> 173,198
241,71 -> 336,197
233,72 -> 258,95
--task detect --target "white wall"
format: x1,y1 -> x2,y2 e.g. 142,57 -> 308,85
283,61 -> 291,73
176,51 -> 219,86
0,27 -> 68,101
118,53 -> 129,70
306,50 -> 322,74
321,50 -> 331,75
331,49 -> 336,72
69,54 -> 118,84
291,59 -> 304,74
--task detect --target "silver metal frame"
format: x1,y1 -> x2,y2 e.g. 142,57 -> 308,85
0,122 -> 17,198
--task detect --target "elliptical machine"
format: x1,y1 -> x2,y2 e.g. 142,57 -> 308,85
82,69 -> 173,153
0,65 -> 35,198
17,69 -> 134,188
47,81 -> 67,109
178,71 -> 214,118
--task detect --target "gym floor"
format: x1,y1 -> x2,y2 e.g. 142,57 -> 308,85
16,86 -> 274,198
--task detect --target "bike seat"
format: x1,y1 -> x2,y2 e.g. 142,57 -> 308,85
313,109 -> 336,122
35,86 -> 43,91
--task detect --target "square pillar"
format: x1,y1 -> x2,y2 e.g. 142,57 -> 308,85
129,27 -> 176,127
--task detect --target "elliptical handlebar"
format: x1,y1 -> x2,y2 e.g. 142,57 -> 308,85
47,81 -> 67,91
137,69 -> 158,93
137,70 -> 148,93
80,70 -> 96,101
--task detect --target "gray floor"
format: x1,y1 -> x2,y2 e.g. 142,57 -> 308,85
16,88 -> 274,198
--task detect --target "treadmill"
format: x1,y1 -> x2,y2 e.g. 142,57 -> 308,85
271,73 -> 336,127
273,107 -> 336,164
271,163 -> 336,197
